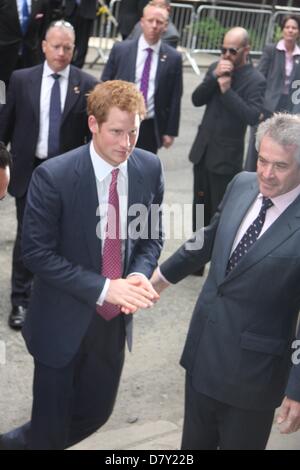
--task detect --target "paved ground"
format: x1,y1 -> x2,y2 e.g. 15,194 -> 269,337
0,51 -> 299,450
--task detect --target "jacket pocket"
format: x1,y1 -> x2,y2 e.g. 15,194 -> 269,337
241,331 -> 286,357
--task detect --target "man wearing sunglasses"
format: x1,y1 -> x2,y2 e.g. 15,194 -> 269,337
189,27 -> 266,275
0,142 -> 11,201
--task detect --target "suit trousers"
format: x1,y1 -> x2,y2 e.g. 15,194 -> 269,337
66,7 -> 94,68
193,157 -> 234,230
181,374 -> 275,450
11,194 -> 34,307
11,158 -> 44,307
2,313 -> 125,449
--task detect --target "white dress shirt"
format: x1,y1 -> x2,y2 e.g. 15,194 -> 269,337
35,62 -> 70,159
90,142 -> 128,305
135,35 -> 161,118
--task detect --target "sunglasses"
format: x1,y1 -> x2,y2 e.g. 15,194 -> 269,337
220,46 -> 243,56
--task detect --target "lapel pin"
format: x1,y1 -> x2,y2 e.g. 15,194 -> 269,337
160,54 -> 167,62
74,86 -> 80,94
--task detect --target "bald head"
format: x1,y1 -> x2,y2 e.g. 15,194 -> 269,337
221,27 -> 250,68
224,27 -> 249,48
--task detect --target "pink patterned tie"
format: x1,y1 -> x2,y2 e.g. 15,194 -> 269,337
97,169 -> 122,321
140,47 -> 153,106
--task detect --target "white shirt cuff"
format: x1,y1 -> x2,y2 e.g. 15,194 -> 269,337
97,278 -> 110,306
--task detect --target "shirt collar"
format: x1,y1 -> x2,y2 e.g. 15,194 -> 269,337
43,61 -> 70,80
139,34 -> 161,54
89,141 -> 128,182
257,182 -> 300,212
276,39 -> 300,56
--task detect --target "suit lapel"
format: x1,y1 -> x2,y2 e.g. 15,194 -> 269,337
124,153 -> 144,273
11,0 -> 22,35
61,66 -> 81,125
76,146 -> 102,272
222,194 -> 300,284
128,43 -> 138,82
28,65 -> 43,125
155,44 -> 168,92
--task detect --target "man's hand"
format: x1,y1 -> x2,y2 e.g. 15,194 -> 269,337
217,75 -> 232,94
105,278 -> 157,315
150,268 -> 170,294
214,59 -> 233,78
277,396 -> 300,433
120,275 -> 160,314
162,135 -> 175,149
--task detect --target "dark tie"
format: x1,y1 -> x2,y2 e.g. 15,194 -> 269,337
226,197 -> 273,275
140,48 -> 153,106
48,73 -> 61,158
97,169 -> 122,321
21,0 -> 29,35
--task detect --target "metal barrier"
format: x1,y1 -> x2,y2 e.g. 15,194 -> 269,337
266,8 -> 300,44
192,5 -> 272,55
170,3 -> 200,75
87,1 -> 300,74
88,0 -> 121,68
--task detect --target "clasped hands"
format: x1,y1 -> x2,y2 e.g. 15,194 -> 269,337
214,59 -> 233,94
105,269 -> 169,315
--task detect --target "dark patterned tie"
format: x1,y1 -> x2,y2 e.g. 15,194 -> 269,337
140,48 -> 153,106
48,73 -> 61,158
226,197 -> 273,275
97,169 -> 122,321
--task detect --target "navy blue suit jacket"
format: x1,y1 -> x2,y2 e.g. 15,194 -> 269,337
0,63 -> 98,198
21,144 -> 164,368
101,39 -> 183,147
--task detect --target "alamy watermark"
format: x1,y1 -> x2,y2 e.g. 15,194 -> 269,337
0,80 -> 6,105
292,340 -> 300,365
95,201 -> 205,250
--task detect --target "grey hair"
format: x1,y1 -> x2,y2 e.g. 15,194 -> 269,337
46,20 -> 75,41
255,113 -> 300,165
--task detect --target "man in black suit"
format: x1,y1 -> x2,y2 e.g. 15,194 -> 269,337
189,27 -> 266,235
65,0 -> 98,68
0,80 -> 163,450
0,143 -> 11,201
0,21 -> 98,330
151,113 -> 300,449
118,0 -> 145,40
102,2 -> 183,154
0,0 -> 49,85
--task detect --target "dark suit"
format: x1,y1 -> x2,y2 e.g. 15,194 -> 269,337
0,63 -> 98,310
0,0 -> 49,85
161,171 -> 300,449
65,0 -> 97,68
118,0 -> 145,39
101,38 -> 183,152
245,44 -> 300,171
189,62 -> 265,229
2,144 -> 163,449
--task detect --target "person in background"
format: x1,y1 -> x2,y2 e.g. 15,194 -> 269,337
189,27 -> 265,276
0,21 -> 98,330
245,15 -> 300,171
128,0 -> 180,49
102,2 -> 183,154
151,113 -> 300,450
65,0 -> 98,68
0,0 -> 49,86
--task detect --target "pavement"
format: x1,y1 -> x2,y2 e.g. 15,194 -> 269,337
0,47 -> 299,451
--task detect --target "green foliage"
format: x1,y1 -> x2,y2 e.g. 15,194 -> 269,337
186,17 -> 228,49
